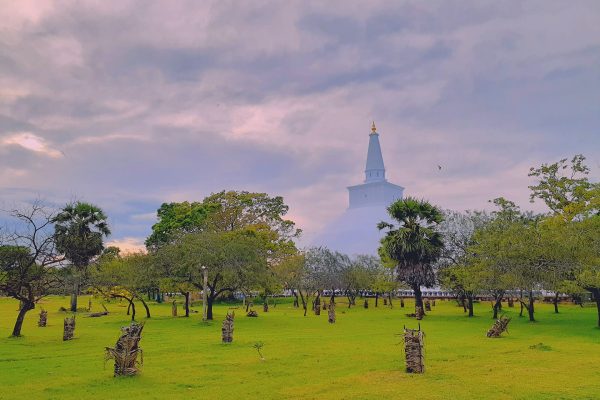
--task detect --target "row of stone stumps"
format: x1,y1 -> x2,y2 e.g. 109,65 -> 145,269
38,310 -> 76,340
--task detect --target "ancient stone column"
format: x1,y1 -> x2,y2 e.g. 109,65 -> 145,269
403,326 -> 425,373
222,312 -> 234,343
487,316 -> 511,338
424,300 -> 431,312
328,302 -> 336,324
38,309 -> 48,327
105,322 -> 144,376
63,316 -> 75,341
415,306 -> 424,320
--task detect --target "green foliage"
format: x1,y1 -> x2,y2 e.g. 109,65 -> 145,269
0,245 -> 42,298
1,297 -> 600,399
528,154 -> 598,215
53,202 -> 110,268
202,191 -> 301,240
145,201 -> 214,250
378,197 -> 444,288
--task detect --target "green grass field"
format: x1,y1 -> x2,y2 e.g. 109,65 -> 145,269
1,296 -> 599,400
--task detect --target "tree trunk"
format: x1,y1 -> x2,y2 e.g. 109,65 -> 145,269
127,301 -> 132,316
519,301 -> 524,317
375,293 -> 379,307
594,289 -> 600,328
185,292 -> 190,317
412,284 -> 425,315
553,292 -> 560,314
388,293 -> 393,308
492,293 -> 503,319
129,299 -> 136,321
528,291 -> 535,322
139,296 -> 151,318
292,289 -> 299,308
207,296 -> 214,320
70,275 -> 79,312
467,295 -> 474,317
12,300 -> 34,337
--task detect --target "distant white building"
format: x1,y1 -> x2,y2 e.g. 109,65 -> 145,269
314,122 -> 404,255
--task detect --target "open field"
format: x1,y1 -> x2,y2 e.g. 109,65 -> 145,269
1,296 -> 599,400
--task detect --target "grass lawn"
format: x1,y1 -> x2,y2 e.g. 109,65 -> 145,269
0,296 -> 599,400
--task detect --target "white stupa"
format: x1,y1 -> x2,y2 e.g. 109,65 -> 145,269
314,122 -> 404,255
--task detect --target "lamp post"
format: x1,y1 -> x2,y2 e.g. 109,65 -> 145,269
202,266 -> 208,322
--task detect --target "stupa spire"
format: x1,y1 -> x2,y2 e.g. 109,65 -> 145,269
364,121 -> 386,182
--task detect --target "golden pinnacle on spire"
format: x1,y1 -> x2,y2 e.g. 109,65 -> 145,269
371,121 -> 376,133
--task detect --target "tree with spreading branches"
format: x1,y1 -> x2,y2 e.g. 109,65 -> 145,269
0,203 -> 62,336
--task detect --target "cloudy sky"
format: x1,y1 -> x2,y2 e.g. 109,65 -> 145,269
1,0 -> 599,250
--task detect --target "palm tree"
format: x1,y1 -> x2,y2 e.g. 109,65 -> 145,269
53,202 -> 110,312
378,197 -> 444,316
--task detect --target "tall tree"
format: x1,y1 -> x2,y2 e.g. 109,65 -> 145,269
378,197 -> 444,315
0,203 -> 61,336
529,155 -> 600,315
53,202 -> 110,312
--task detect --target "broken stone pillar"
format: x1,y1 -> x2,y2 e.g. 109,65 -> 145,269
486,315 -> 511,338
222,312 -> 234,343
328,302 -> 336,324
105,322 -> 144,376
63,316 -> 75,341
415,306 -> 424,320
424,300 -> 431,312
38,309 -> 48,327
403,326 -> 425,373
